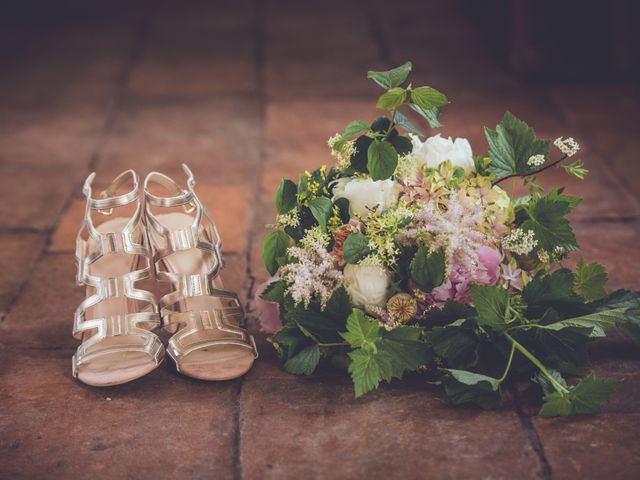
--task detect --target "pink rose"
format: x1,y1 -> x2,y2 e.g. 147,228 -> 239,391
431,246 -> 501,305
254,277 -> 283,334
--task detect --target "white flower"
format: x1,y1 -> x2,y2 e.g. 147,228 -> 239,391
343,263 -> 391,307
553,137 -> 580,157
502,228 -> 538,256
527,154 -> 546,167
332,177 -> 401,218
410,133 -> 475,173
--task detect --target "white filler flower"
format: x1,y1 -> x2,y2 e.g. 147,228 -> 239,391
410,133 -> 475,173
343,263 -> 391,307
332,177 -> 401,218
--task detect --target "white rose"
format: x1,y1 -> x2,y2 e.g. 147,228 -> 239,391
343,263 -> 391,307
410,133 -> 475,173
332,177 -> 401,218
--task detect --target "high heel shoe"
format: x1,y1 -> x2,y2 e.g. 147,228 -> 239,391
143,164 -> 257,380
72,170 -> 164,386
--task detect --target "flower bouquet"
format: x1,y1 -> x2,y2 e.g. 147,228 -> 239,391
258,62 -> 640,416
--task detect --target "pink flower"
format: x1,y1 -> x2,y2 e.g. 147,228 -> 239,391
431,246 -> 501,305
254,277 -> 283,334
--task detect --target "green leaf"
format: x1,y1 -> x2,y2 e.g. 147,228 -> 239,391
408,103 -> 443,128
534,369 -> 568,396
367,140 -> 398,180
523,269 -> 583,310
538,372 -> 619,417
519,194 -> 579,253
389,135 -> 413,156
367,61 -> 412,89
275,179 -> 297,214
324,287 -> 352,325
284,344 -> 321,376
340,309 -> 380,349
270,324 -> 312,362
593,290 -> 640,343
348,348 -> 394,397
308,197 -> 333,229
260,279 -> 287,304
410,86 -> 448,110
376,87 -> 406,110
410,247 -> 445,291
430,319 -> 480,368
380,326 -> 428,378
262,231 -> 289,276
574,258 -> 608,301
393,110 -> 423,136
351,135 -> 373,173
540,308 -> 629,338
441,369 -> 502,410
343,232 -> 371,264
485,111 -> 550,180
289,307 -> 344,344
343,120 -> 370,138
470,285 -> 509,331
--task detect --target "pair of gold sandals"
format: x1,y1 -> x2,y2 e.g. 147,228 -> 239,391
72,164 -> 257,386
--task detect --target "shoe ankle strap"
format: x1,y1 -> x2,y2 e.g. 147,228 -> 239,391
83,169 -> 139,214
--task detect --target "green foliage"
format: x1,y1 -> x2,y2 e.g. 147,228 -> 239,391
343,232 -> 372,264
471,285 -> 510,331
518,191 -> 579,253
284,345 -> 321,375
367,139 -> 398,180
376,87 -> 406,110
367,61 -> 412,89
410,247 -> 445,291
342,120 -> 370,138
430,319 -> 481,368
262,231 -> 289,276
574,258 -> 608,301
260,279 -> 287,304
275,179 -> 297,214
341,310 -> 428,397
393,110 -> 423,136
523,269 -> 583,314
485,111 -> 550,180
540,308 -> 628,338
538,373 -> 619,417
410,86 -> 448,111
594,290 -> 640,342
351,135 -> 373,173
389,135 -> 413,156
441,369 -> 502,410
409,103 -> 443,128
308,197 -> 333,229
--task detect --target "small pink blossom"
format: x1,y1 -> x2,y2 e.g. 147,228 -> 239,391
431,246 -> 501,305
254,277 -> 283,334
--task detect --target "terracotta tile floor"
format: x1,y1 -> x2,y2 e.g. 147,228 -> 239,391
1,1 -> 639,478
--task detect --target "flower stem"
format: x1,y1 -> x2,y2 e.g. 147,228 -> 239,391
493,154 -> 569,186
497,342 -> 516,384
317,341 -> 348,348
503,332 -> 569,394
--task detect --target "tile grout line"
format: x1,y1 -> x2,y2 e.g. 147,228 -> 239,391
0,18 -> 152,323
510,386 -> 554,480
232,1 -> 267,479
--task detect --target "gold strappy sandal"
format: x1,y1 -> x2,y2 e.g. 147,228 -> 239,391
72,170 -> 164,386
143,164 -> 257,381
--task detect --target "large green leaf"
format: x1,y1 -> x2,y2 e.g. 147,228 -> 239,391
340,309 -> 380,350
520,195 -> 579,253
393,110 -> 423,136
343,232 -> 371,264
376,87 -> 406,110
351,135 -> 373,173
367,61 -> 412,89
342,120 -> 370,138
538,372 -> 619,417
284,345 -> 321,375
275,179 -> 297,214
380,326 -> 428,378
523,269 -> 583,311
408,103 -> 443,128
441,369 -> 502,410
410,247 -> 445,291
593,290 -> 640,342
308,197 -> 333,229
367,140 -> 398,180
540,308 -> 628,338
410,86 -> 448,110
430,319 -> 481,368
574,258 -> 608,301
348,349 -> 394,397
262,231 -> 289,275
485,111 -> 550,180
471,285 -> 510,331
289,307 -> 344,343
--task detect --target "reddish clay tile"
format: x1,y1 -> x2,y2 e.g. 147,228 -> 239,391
0,233 -> 45,314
